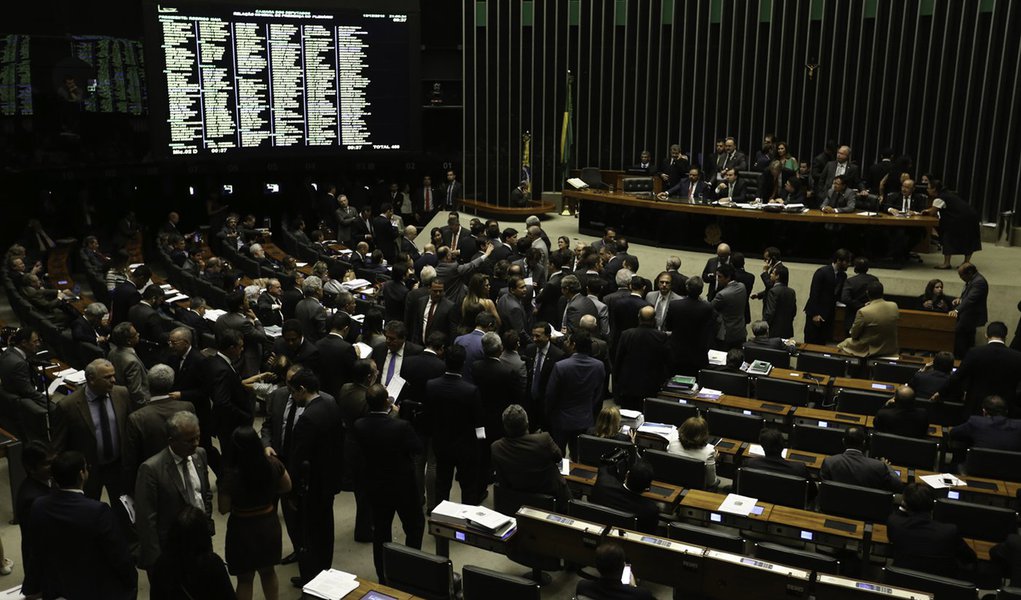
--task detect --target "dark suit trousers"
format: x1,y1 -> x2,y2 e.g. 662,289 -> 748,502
411,435 -> 438,512
552,427 -> 587,462
804,319 -> 829,345
297,494 -> 336,583
435,443 -> 482,505
954,324 -> 977,360
370,486 -> 425,583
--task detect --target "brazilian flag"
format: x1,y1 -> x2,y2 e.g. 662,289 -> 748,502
560,72 -> 574,185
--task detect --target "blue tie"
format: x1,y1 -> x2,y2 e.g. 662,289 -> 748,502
386,350 -> 397,385
531,350 -> 544,398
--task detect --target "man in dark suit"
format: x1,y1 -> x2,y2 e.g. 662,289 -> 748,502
128,284 -> 172,367
215,290 -> 271,377
273,318 -> 321,369
522,322 -> 566,430
713,137 -> 748,181
399,332 -> 448,511
259,364 -> 304,561
436,243 -> 493,308
631,149 -> 655,174
110,265 -> 149,326
408,279 -> 458,346
711,263 -> 748,350
15,440 -> 52,587
413,245 -> 438,276
472,332 -> 524,492
762,266 -> 797,339
590,460 -> 660,534
0,328 -> 49,441
701,243 -> 731,301
412,175 -> 438,221
803,249 -> 850,344
315,312 -> 357,400
287,368 -> 344,587
371,203 -> 401,262
203,329 -> 254,467
712,168 -> 750,203
665,277 -> 716,376
731,253 -> 756,324
491,404 -> 571,505
909,351 -> 954,400
546,331 -> 606,458
614,306 -> 669,410
949,395 -> 1021,451
256,278 -> 286,327
134,410 -> 213,570
947,322 -> 1021,413
294,279 -> 328,342
658,144 -> 690,189
122,364 -> 195,490
818,145 -> 862,193
372,320 -> 424,388
660,166 -> 710,201
820,427 -> 903,491
22,451 -> 137,600
175,296 -> 213,339
557,274 -> 598,334
745,320 -> 789,350
744,427 -> 812,480
51,357 -> 131,504
509,180 -> 529,207
575,542 -> 657,600
400,225 -> 421,261
608,276 -> 651,351
874,385 -> 930,439
442,170 -> 463,210
427,345 -> 486,504
949,262 -> 990,359
819,174 -> 858,214
866,147 -> 895,191
71,302 -> 111,352
351,383 -> 425,584
887,483 -> 976,579
840,258 -> 880,335
881,178 -> 929,262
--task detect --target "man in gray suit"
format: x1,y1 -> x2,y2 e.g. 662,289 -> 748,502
107,322 -> 150,407
134,411 -> 213,570
0,328 -> 49,441
497,275 -> 531,341
557,274 -> 598,334
435,242 -> 493,308
950,262 -> 989,359
645,271 -> 683,331
215,290 -> 270,377
711,264 -> 748,350
546,331 -> 606,458
820,426 -> 902,492
122,364 -> 194,490
295,276 -> 329,342
818,145 -> 862,193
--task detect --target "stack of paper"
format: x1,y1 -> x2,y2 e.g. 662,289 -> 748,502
918,473 -> 965,489
203,309 -> 227,322
342,279 -> 373,291
695,387 -> 723,400
64,370 -> 87,386
263,325 -> 283,338
619,408 -> 644,429
302,569 -> 359,600
353,342 -> 373,359
718,493 -> 758,516
707,350 -> 728,366
432,501 -> 517,538
747,444 -> 788,459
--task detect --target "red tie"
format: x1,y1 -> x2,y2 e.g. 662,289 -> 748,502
424,188 -> 432,212
451,230 -> 459,251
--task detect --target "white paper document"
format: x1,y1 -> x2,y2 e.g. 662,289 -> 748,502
707,350 -> 728,366
119,495 -> 136,524
302,569 -> 359,600
560,458 -> 570,475
203,308 -> 227,322
166,294 -> 189,303
386,373 -> 406,400
717,493 -> 759,516
747,444 -> 788,458
0,584 -> 25,598
919,473 -> 965,489
354,342 -> 373,359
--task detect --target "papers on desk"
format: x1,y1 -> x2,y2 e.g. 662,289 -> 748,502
351,313 -> 365,323
295,262 -> 308,268
354,342 -> 373,359
433,501 -> 517,537
733,203 -> 758,210
695,388 -> 723,400
129,263 -> 144,270
745,360 -> 773,376
63,370 -> 87,386
302,569 -> 359,600
342,278 -> 373,291
166,293 -> 189,304
919,473 -> 965,489
263,325 -> 282,339
560,458 -> 570,476
638,423 -> 678,444
203,308 -> 227,322
856,211 -> 879,216
747,444 -> 788,459
718,493 -> 759,516
619,408 -> 644,430
707,350 -> 728,366
336,248 -> 353,256
550,329 -> 565,339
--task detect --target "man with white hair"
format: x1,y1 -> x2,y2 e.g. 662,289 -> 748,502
256,278 -> 285,327
819,144 -> 862,193
472,331 -> 522,495
121,363 -> 194,489
71,301 -> 110,351
295,275 -> 328,341
526,224 -> 548,261
249,243 -> 280,271
525,215 -> 552,251
401,225 -> 421,261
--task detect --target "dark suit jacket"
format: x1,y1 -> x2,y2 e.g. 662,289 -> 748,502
294,297 -> 328,342
110,280 -> 141,325
70,315 -> 108,349
24,490 -> 137,599
52,385 -> 131,492
214,311 -> 269,376
949,415 -> 1021,451
371,215 -> 400,261
763,283 -> 797,339
949,341 -> 1021,410
887,509 -> 976,578
170,347 -> 206,416
745,336 -> 787,351
716,151 -> 747,174
608,294 -> 651,350
665,297 -> 716,375
713,179 -> 751,202
613,325 -> 670,401
546,354 -> 605,432
272,336 -> 320,370
804,264 -> 846,323
0,347 -> 46,407
400,237 -> 421,261
558,293 -> 598,333
874,405 -> 930,438
881,192 -> 928,214
744,455 -> 811,479
909,369 -> 952,400
371,341 -> 424,377
666,178 -> 710,199
407,295 -> 458,346
122,396 -> 196,488
956,273 -> 989,331
128,302 -> 170,355
135,446 -> 213,567
351,411 -> 422,495
256,291 -> 285,327
491,432 -> 571,503
290,392 -> 344,498
443,181 -> 463,208
202,353 -> 253,436
820,449 -> 902,491
472,357 -> 523,439
426,373 -> 484,459
991,533 -> 1021,586
820,161 -> 862,192
315,333 -> 357,399
352,217 -> 375,245
175,307 -> 212,338
413,252 -> 438,276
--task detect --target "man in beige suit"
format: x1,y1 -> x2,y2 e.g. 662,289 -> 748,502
838,281 -> 900,357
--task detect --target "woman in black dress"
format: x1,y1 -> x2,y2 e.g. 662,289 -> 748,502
219,426 -> 291,600
924,179 -> 981,269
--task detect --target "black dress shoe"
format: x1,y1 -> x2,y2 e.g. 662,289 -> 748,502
291,576 -> 305,589
281,551 -> 297,565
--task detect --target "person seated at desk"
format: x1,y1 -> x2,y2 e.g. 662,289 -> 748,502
667,417 -> 720,490
909,351 -> 954,400
887,483 -> 975,580
948,395 -> 1021,452
756,160 -> 795,203
575,542 -> 656,600
590,460 -> 659,534
778,174 -> 806,205
630,149 -> 655,175
71,301 -> 111,351
874,385 -> 930,439
919,278 -> 954,312
712,168 -> 749,204
744,427 -> 812,480
819,175 -> 857,213
836,280 -> 900,358
745,320 -> 790,351
707,349 -> 745,375
490,404 -> 572,506
587,406 -> 632,443
658,167 -> 710,201
820,427 -> 903,492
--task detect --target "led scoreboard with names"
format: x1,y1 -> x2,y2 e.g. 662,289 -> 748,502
146,1 -> 416,157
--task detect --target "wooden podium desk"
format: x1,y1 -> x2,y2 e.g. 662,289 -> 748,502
678,489 -> 774,534
792,406 -> 868,429
565,462 -> 683,507
300,576 -> 423,599
428,513 -> 512,558
658,390 -> 795,426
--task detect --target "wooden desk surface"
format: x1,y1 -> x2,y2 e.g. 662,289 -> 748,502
767,505 -> 867,540
567,462 -> 683,505
832,376 -> 899,394
679,489 -> 774,523
792,407 -> 868,427
564,189 -> 939,228
967,539 -> 994,562
915,470 -> 1009,498
863,417 -> 944,439
767,368 -> 831,386
659,390 -> 794,420
739,447 -> 826,471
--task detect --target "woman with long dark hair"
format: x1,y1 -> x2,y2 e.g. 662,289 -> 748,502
218,426 -> 291,600
150,506 -> 236,600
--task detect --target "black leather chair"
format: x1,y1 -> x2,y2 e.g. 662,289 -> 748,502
869,360 -> 921,384
492,484 -> 562,583
835,389 -> 891,416
736,467 -> 810,509
753,542 -> 841,575
789,423 -> 845,456
796,352 -> 852,377
643,397 -> 699,427
965,447 -> 1021,482
868,431 -> 938,470
933,498 -> 1018,542
698,369 -> 751,397
754,377 -> 809,407
882,565 -> 977,600
818,480 -> 894,523
743,345 -> 792,369
382,543 -> 456,600
706,408 -> 764,443
462,565 -> 540,600
568,498 -> 637,530
641,449 -> 708,489
668,522 -> 745,554
575,434 -> 635,468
